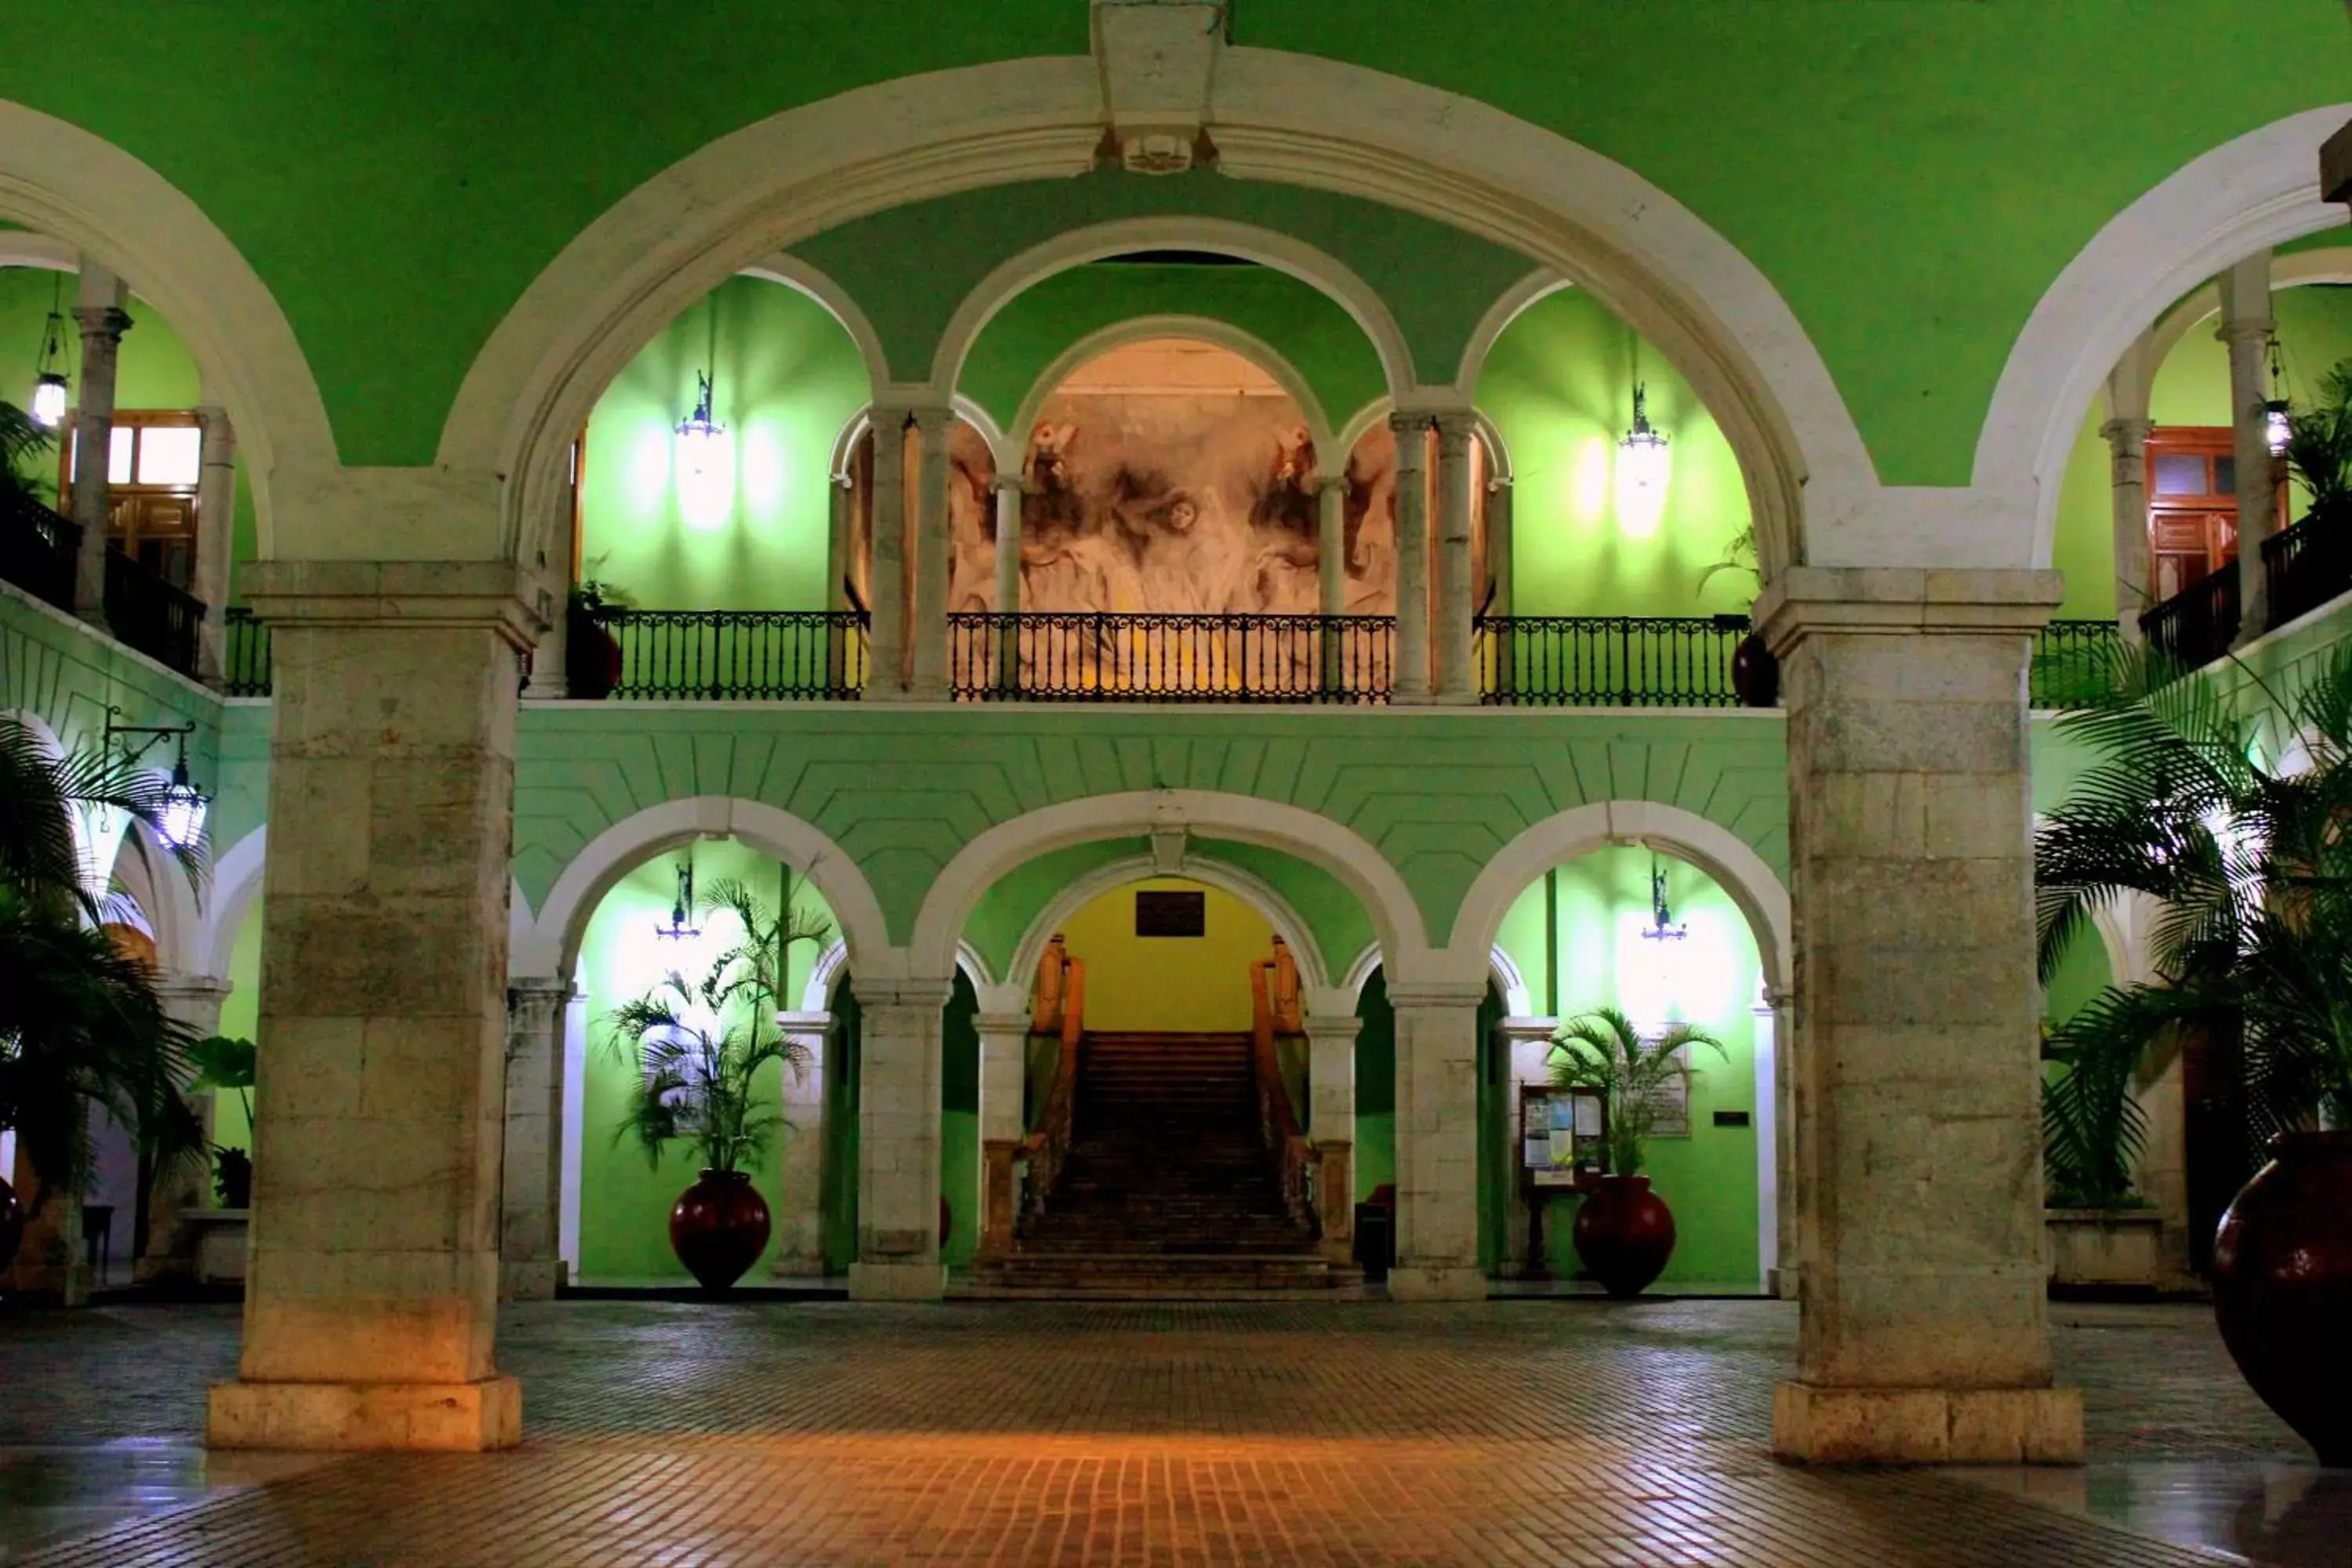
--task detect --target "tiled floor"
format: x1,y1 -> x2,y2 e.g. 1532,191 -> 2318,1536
0,1298 -> 2332,1565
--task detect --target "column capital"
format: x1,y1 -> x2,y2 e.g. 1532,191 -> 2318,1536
1431,410 -> 1479,449
777,1009 -> 835,1035
2098,415 -> 2154,448
989,473 -> 1031,497
909,403 -> 956,437
72,302 -> 132,340
1386,409 -> 1429,467
1755,566 -> 2063,655
239,560 -> 546,649
1384,980 -> 1489,1010
858,980 -> 956,1012
1311,473 -> 1349,496
973,1010 -> 1034,1038
1301,1011 -> 1363,1044
2214,314 -> 2275,346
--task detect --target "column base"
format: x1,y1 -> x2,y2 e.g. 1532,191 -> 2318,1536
1386,1265 -> 1487,1301
1769,1266 -> 1799,1301
848,1259 -> 946,1301
208,1375 -> 522,1452
768,1247 -> 828,1280
1772,1381 -> 2083,1465
499,1258 -> 561,1302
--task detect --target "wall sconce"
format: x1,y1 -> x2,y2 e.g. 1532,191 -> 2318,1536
101,708 -> 209,851
655,857 -> 700,941
29,274 -> 69,430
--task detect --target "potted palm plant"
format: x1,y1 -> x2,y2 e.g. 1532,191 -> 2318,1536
2036,637 -> 2352,1462
1697,526 -> 1777,706
604,877 -> 829,1292
2039,1003 -> 2162,1292
1549,1006 -> 1725,1297
564,557 -> 632,700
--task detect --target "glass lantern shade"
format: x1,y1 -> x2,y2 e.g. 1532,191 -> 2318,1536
29,372 -> 67,430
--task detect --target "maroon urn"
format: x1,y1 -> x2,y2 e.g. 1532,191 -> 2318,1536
2213,1132 -> 2352,1466
1572,1174 -> 1678,1298
670,1168 -> 771,1293
0,1174 -> 21,1275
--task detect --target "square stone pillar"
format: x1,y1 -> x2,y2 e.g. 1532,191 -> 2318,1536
207,560 -> 541,1453
138,973 -> 234,1284
975,1009 -> 1030,1261
499,978 -> 570,1302
1303,1010 -> 1359,1260
1432,412 -> 1479,703
848,983 -> 949,1300
770,1010 -> 832,1279
1757,567 -> 2083,1465
69,263 -> 130,625
1387,984 -> 1486,1300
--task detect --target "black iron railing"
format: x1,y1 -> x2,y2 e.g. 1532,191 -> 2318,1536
0,496 -> 79,612
223,607 -> 271,695
948,612 -> 1394,703
2030,620 -> 2122,709
2139,564 -> 2240,673
1477,615 -> 1755,707
103,549 -> 204,677
585,608 -> 867,699
2263,513 -> 2352,630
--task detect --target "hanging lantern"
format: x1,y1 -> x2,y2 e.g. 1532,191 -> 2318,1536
676,370 -> 724,475
156,742 -> 210,852
28,277 -> 70,430
1617,382 -> 1671,496
1639,855 -> 1686,943
655,858 -> 700,941
2265,333 -> 2293,458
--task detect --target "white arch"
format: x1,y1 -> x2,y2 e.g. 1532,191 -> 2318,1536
2111,245 -> 2352,423
1446,800 -> 1791,995
1454,269 -> 1573,397
201,826 -> 267,980
108,819 -> 201,976
0,101 -> 337,554
800,937 -> 993,1014
0,234 -> 74,271
520,795 -> 896,981
933,216 -> 1414,406
1332,393 -> 1511,481
739,252 -> 892,390
909,789 -> 1432,985
1005,315 -> 1336,459
826,393 -> 1014,483
1976,106 -> 2352,567
448,50 -> 1866,585
1342,939 -> 1527,1015
1000,853 -> 1334,1007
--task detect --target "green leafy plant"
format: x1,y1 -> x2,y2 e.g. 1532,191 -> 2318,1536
2037,638 -> 2352,1208
2284,359 -> 2352,532
603,877 -> 831,1174
187,1034 -> 256,1204
569,552 -> 637,615
1548,1006 -> 1726,1178
1696,526 -> 1760,605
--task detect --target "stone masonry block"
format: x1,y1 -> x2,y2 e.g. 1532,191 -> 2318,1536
209,1374 -> 521,1453
1773,1382 -> 2082,1465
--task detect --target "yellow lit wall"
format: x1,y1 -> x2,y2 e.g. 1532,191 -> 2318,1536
1052,877 -> 1276,1033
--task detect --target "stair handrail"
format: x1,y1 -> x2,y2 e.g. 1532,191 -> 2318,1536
1018,956 -> 1085,1222
1250,959 -> 1319,1232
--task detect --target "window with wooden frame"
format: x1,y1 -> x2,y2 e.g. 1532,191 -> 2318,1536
2143,426 -> 2287,604
60,410 -> 205,590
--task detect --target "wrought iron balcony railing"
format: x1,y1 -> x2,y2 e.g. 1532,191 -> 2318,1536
2139,564 -> 2240,674
1477,614 -> 1758,707
949,612 -> 1394,703
103,548 -> 204,678
2030,619 -> 2122,709
2263,511 -> 2352,630
223,607 -> 272,695
580,607 -> 868,700
0,495 -> 79,612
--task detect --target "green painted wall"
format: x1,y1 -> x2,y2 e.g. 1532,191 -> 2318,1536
209,897 -> 263,1172
1354,967 -> 1396,1203
959,261 -> 1388,435
1479,288 -> 1755,619
579,275 -> 867,613
1055,876 -> 1274,1034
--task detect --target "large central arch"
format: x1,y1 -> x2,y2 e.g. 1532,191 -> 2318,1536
444,51 -> 1875,601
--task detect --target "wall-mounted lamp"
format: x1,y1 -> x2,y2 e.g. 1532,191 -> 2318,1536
101,708 -> 209,851
655,857 -> 700,941
29,274 -> 69,430
1639,855 -> 1686,943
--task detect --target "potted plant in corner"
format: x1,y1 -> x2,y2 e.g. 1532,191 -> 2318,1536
565,558 -> 633,701
1549,1006 -> 1725,1297
2036,636 -> 2352,1463
2039,1007 -> 2163,1294
1697,526 -> 1777,707
604,878 -> 830,1293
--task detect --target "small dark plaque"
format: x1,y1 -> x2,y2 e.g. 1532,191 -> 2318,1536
1712,1109 -> 1752,1128
1134,889 -> 1206,937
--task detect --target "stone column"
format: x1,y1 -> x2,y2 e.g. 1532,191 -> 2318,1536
1302,1010 -> 1359,1261
1386,983 -> 1485,1299
2100,415 -> 2154,643
1390,412 -> 1431,702
1757,566 -> 2082,1465
975,1009 -> 1031,1261
208,560 -> 541,1453
138,973 -> 233,1284
989,475 -> 1025,696
2220,253 -> 2276,641
1313,476 -> 1348,693
848,982 -> 949,1300
866,406 -> 909,698
191,407 -> 238,684
1432,412 -> 1479,703
908,407 -> 953,701
770,1010 -> 832,1279
499,978 -> 569,1302
70,264 -> 132,624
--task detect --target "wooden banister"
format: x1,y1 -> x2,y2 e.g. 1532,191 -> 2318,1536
1250,958 -> 1319,1232
1016,956 -> 1085,1225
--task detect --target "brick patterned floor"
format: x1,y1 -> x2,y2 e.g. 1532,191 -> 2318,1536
0,1299 -> 2310,1565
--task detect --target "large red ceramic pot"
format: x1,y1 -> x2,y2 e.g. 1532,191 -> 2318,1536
2213,1132 -> 2352,1465
1731,630 -> 1780,709
0,1174 -> 22,1275
670,1169 -> 771,1293
1572,1174 -> 1677,1298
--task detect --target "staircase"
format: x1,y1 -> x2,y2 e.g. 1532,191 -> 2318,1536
972,1031 -> 1352,1293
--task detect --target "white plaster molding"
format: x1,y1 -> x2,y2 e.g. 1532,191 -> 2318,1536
201,826 -> 268,982
1445,800 -> 1793,995
1005,315 -> 1337,457
0,234 -> 74,271
740,252 -> 894,387
452,49 -> 1858,580
826,394 -> 1012,484
1331,394 -> 1510,481
522,795 -> 898,982
0,101 -> 336,557
1000,852 -> 1334,1002
1453,268 -> 1573,397
1341,938 -> 1526,1013
2109,245 -> 2352,426
910,789 -> 1431,985
1976,106 -> 2352,568
800,936 -> 991,1013
1091,0 -> 1223,176
930,216 -> 1415,402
